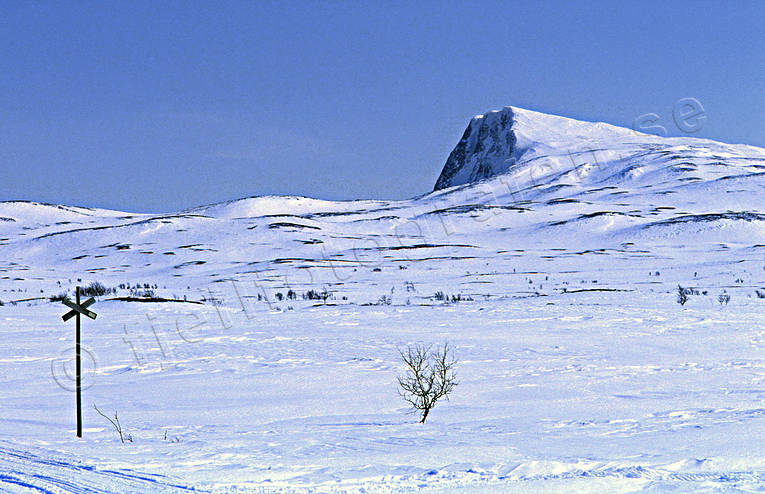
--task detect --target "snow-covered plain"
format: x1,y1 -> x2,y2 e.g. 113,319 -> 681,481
1,107 -> 764,492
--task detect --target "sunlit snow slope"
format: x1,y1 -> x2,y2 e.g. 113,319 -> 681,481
1,107 -> 764,493
2,106 -> 764,290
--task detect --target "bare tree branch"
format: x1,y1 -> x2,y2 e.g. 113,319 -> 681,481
93,404 -> 125,443
397,342 -> 458,423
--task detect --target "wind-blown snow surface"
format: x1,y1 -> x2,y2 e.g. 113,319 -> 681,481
1,107 -> 765,492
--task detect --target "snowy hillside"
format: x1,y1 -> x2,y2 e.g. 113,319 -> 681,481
1,107 -> 764,493
433,106 -> 765,191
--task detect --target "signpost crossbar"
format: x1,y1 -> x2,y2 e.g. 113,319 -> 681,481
62,297 -> 97,321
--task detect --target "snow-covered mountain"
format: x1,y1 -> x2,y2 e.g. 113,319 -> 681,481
3,106 -> 763,290
434,105 -> 765,191
2,107 -> 765,493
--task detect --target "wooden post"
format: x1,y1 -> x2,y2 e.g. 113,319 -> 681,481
76,286 -> 82,438
60,287 -> 97,438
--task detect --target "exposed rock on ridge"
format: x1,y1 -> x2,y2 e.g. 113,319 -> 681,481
434,107 -> 517,191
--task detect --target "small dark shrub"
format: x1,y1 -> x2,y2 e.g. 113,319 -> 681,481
677,285 -> 688,305
304,290 -> 319,300
304,289 -> 332,302
80,282 -> 112,297
49,292 -> 69,302
130,289 -> 156,298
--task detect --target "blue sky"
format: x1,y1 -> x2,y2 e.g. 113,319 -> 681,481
2,1 -> 763,212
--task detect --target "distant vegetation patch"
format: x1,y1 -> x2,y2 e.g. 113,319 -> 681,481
174,261 -> 207,269
268,222 -> 321,230
49,292 -> 69,302
648,212 -> 765,226
80,282 -> 115,297
424,204 -> 529,216
108,296 -> 202,304
546,198 -> 580,205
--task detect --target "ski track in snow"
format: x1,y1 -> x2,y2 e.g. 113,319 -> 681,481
0,442 -> 199,493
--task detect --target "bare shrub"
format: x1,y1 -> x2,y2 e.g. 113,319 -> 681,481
94,404 -> 132,443
397,342 -> 457,424
49,292 -> 69,302
80,282 -> 114,297
129,288 -> 156,298
677,285 -> 688,305
304,289 -> 332,302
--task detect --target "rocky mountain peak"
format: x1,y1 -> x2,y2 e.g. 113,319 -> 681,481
434,107 -> 518,191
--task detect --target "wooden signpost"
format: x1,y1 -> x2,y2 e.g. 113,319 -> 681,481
61,287 -> 98,438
